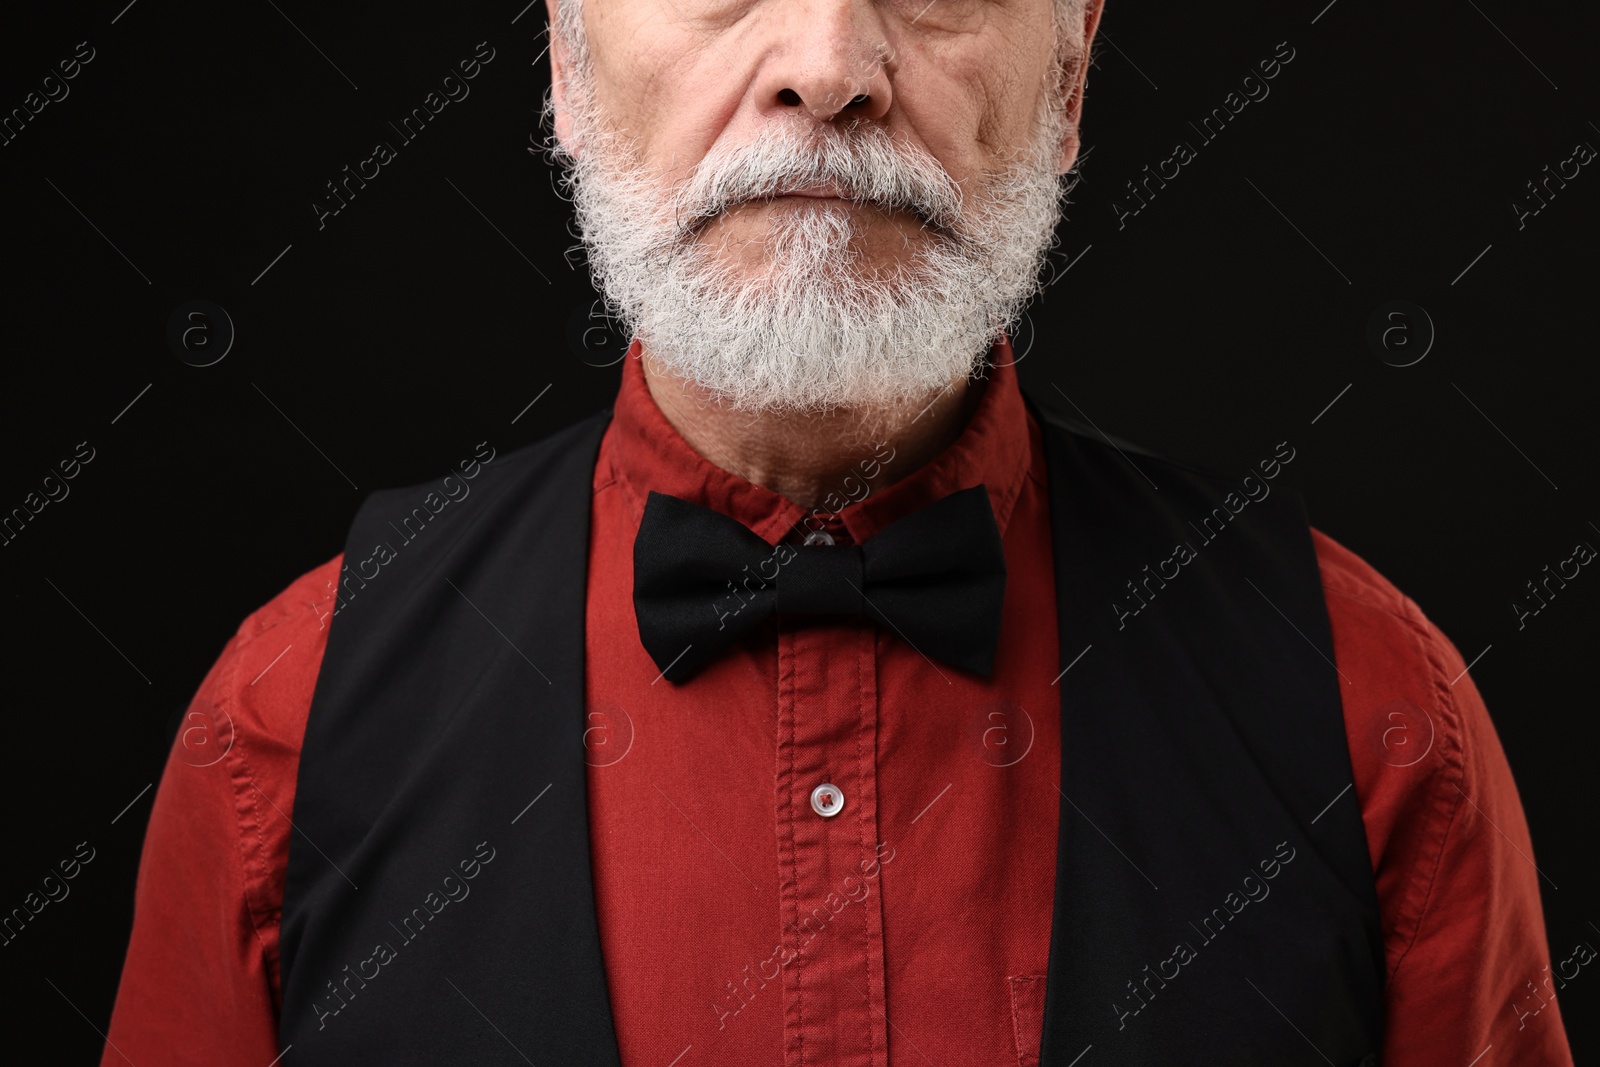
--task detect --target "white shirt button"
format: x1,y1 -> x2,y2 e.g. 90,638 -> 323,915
810,782 -> 844,817
802,529 -> 835,546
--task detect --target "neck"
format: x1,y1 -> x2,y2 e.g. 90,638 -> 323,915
638,349 -> 988,510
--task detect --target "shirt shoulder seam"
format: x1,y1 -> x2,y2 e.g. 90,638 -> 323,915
212,570 -> 334,1007
1349,587 -> 1470,980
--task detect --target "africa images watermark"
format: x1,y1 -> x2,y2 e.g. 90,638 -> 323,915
1511,533 -> 1594,631
1112,40 -> 1298,230
323,440 -> 497,624
1113,441 -> 1297,630
312,41 -> 498,230
1,40 -> 96,148
2,440 -> 96,549
1112,839 -> 1298,1030
710,839 -> 897,1030
309,839 -> 497,1030
1510,137 -> 1595,231
1506,927 -> 1598,1034
1,840 -> 97,948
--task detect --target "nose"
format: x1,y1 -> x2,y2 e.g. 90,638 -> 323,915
757,3 -> 895,124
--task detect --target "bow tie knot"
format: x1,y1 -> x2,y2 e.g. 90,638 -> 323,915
633,485 -> 1007,683
775,542 -> 866,616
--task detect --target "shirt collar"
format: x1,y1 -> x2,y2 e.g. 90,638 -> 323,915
602,334 -> 1034,547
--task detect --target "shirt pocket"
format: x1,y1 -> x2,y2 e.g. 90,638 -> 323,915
1008,974 -> 1047,1067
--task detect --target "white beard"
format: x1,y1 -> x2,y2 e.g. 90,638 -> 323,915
557,70 -> 1071,417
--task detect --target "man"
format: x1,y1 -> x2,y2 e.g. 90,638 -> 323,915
103,0 -> 1575,1063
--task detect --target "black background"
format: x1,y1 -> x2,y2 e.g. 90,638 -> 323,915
2,0 -> 1596,1062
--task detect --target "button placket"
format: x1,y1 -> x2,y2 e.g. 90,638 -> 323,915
775,618 -> 888,1067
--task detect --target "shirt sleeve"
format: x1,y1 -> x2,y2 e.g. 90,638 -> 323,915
1315,530 -> 1575,1066
100,556 -> 340,1067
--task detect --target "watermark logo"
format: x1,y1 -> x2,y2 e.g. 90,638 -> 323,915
1366,300 -> 1433,367
1512,537 -> 1595,631
1372,698 -> 1434,768
567,299 -> 629,368
178,706 -> 235,768
968,700 -> 1035,768
167,300 -> 235,367
583,699 -> 635,767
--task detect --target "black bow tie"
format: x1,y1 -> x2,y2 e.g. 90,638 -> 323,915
632,485 -> 1007,683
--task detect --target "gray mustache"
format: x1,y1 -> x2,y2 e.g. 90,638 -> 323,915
677,171 -> 960,234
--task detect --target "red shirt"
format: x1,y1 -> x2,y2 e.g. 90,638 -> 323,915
102,338 -> 1575,1066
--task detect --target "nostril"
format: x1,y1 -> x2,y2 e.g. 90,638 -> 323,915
778,88 -> 801,106
848,94 -> 868,106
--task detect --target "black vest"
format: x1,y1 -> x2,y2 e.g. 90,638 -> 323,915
278,391 -> 1386,1065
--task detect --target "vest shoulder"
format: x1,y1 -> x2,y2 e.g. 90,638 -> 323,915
355,407 -> 614,517
1022,390 -> 1304,505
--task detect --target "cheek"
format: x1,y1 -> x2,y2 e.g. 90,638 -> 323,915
587,14 -> 738,171
898,33 -> 1042,181
898,73 -> 990,191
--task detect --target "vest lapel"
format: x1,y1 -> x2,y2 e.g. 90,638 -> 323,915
1029,395 -> 1384,1065
279,409 -> 624,1064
